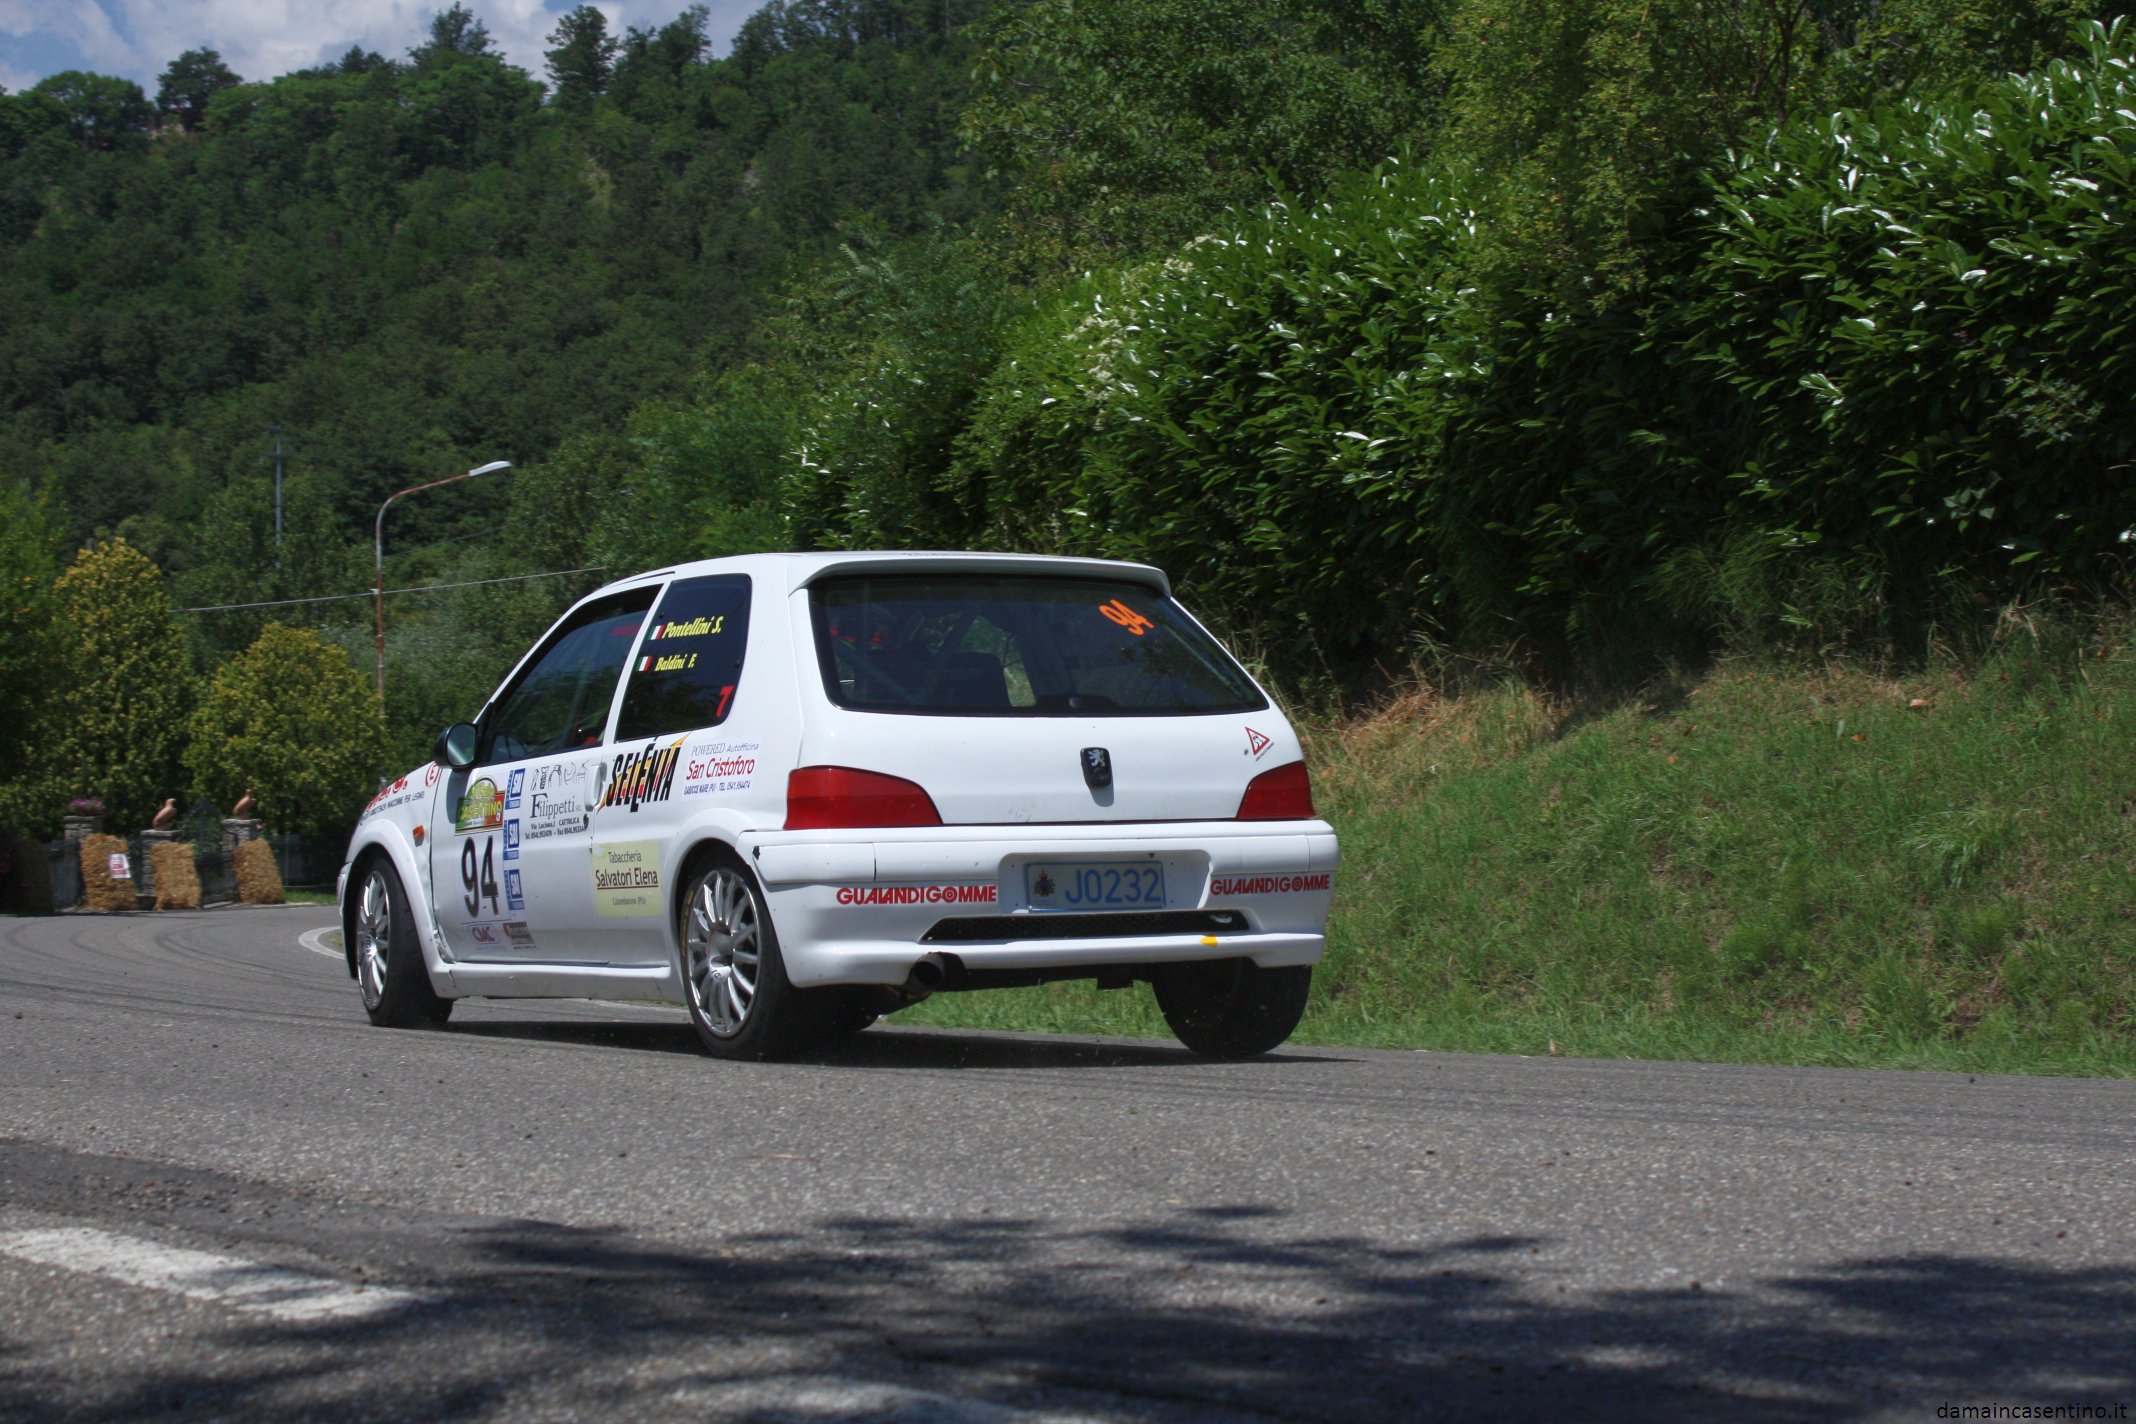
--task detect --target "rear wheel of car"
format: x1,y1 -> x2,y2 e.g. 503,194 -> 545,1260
677,849 -> 815,1060
1152,958 -> 1311,1059
350,857 -> 453,1029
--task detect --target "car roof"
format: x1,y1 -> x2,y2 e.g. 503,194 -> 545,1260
597,551 -> 1175,601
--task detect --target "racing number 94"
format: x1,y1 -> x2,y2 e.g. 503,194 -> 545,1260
462,836 -> 500,918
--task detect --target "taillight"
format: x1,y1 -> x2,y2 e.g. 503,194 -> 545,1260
1237,760 -> 1316,820
785,766 -> 943,830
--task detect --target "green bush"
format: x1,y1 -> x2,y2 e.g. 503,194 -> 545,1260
187,623 -> 388,843
955,159 -> 1488,680
39,538 -> 195,833
1688,17 -> 2136,593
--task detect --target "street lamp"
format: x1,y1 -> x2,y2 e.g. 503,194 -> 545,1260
375,460 -> 513,700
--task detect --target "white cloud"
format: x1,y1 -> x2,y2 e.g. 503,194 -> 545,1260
0,0 -> 135,70
1,1 -> 768,91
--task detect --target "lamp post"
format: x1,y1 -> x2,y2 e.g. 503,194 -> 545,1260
374,460 -> 512,701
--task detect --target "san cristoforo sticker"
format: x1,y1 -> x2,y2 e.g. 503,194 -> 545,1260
682,738 -> 760,797
455,776 -> 503,833
594,839 -> 663,918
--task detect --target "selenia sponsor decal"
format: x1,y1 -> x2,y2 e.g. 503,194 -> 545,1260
835,883 -> 998,906
1209,873 -> 1332,895
599,737 -> 684,813
455,777 -> 503,833
594,840 -> 663,917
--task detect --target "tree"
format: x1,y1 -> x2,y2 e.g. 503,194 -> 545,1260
156,48 -> 241,130
29,72 -> 154,150
1432,0 -> 2115,306
0,481 -> 63,831
546,6 -> 619,110
187,624 -> 388,842
414,4 -> 496,65
42,538 -> 195,832
962,0 -> 1447,267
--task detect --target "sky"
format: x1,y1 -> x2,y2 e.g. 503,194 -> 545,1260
0,1 -> 767,97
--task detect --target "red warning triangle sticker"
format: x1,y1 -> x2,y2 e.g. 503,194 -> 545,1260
1244,726 -> 1272,758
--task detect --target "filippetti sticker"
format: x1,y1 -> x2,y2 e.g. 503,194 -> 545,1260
593,840 -> 663,918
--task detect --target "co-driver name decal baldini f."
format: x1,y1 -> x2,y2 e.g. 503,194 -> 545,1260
601,737 -> 684,813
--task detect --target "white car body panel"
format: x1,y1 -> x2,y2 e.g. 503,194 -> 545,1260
338,551 -> 1338,1009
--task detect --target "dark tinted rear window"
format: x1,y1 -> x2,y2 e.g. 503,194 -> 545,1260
811,574 -> 1265,715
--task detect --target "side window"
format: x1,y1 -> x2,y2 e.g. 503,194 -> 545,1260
614,575 -> 752,742
479,592 -> 655,765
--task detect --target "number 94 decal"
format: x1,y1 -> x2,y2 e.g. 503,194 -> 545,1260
1097,599 -> 1154,636
462,835 -> 502,919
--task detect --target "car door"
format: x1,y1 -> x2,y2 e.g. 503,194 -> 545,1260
434,589 -> 654,964
587,573 -> 755,963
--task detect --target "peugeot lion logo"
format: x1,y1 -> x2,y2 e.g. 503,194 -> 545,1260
1081,747 -> 1113,790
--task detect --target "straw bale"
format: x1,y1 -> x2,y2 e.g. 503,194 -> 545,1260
150,840 -> 201,911
233,837 -> 284,905
79,833 -> 137,912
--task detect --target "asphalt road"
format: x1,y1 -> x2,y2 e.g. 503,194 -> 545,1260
1,906 -> 2132,1423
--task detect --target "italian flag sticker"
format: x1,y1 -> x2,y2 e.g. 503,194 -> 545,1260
638,655 -> 654,672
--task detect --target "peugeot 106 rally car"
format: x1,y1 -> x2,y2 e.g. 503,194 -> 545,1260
338,552 -> 1339,1059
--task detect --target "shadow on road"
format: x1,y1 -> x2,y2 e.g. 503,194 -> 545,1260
7,1161 -> 2131,1422
443,1017 -> 1352,1071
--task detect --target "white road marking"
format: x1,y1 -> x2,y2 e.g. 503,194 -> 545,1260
670,1378 -> 1124,1422
298,925 -> 341,960
0,1226 -> 422,1323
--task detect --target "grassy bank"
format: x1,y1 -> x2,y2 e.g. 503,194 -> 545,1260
901,610 -> 2136,1076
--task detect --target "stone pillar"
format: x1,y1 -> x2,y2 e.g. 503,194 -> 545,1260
138,828 -> 178,909
59,815 -> 101,907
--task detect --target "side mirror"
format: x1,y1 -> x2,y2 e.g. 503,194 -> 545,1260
433,722 -> 480,771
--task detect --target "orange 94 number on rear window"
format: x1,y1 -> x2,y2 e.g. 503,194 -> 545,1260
1098,599 -> 1154,636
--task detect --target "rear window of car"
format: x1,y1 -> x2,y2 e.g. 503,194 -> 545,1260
810,573 -> 1266,716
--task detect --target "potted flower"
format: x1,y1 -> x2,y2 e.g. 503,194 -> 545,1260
64,797 -> 105,840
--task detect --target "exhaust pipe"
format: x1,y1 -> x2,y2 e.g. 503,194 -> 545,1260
902,953 -> 948,999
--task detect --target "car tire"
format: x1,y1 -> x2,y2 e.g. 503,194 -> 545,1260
1152,958 -> 1311,1059
349,856 -> 453,1029
676,848 -> 814,1060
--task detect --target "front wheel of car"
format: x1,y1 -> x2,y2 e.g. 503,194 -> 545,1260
677,850 -> 812,1060
349,857 -> 452,1029
1152,958 -> 1311,1059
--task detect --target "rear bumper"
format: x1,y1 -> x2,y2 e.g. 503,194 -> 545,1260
742,819 -> 1337,987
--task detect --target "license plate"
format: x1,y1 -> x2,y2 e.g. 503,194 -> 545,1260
1026,862 -> 1167,911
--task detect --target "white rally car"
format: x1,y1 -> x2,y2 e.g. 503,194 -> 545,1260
338,551 -> 1338,1059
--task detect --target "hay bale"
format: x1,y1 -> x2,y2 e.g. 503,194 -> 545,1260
1,829 -> 55,914
150,840 -> 201,911
233,837 -> 284,905
79,833 -> 137,912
